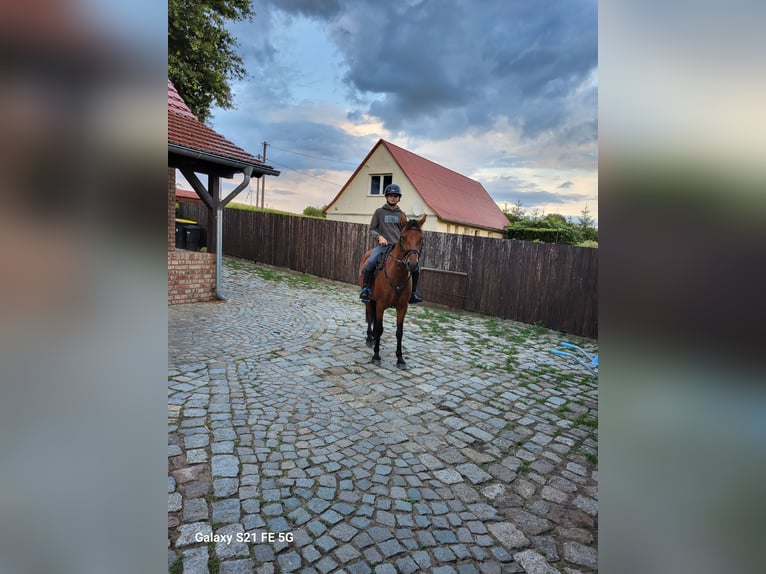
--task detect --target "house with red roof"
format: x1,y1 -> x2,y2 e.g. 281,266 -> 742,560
168,80 -> 279,304
324,139 -> 509,238
175,187 -> 204,205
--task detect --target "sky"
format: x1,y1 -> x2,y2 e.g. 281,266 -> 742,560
181,0 -> 598,223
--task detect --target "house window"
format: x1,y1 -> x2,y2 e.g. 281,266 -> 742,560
370,174 -> 393,195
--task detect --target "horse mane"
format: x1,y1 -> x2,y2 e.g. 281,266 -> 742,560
404,219 -> 421,231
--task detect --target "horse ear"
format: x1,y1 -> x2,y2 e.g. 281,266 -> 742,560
399,211 -> 407,227
418,214 -> 427,227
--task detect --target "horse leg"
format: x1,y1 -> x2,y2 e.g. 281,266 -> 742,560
395,305 -> 408,369
371,308 -> 384,366
365,302 -> 374,347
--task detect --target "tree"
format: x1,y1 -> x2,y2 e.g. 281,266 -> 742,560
168,0 -> 254,123
577,204 -> 598,242
504,200 -> 526,223
543,213 -> 568,227
578,204 -> 595,229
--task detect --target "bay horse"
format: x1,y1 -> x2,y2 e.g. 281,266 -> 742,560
359,212 -> 426,369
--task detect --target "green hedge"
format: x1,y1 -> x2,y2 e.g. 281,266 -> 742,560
506,227 -> 559,243
506,226 -> 586,244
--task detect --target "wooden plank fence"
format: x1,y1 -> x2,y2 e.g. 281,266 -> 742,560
180,204 -> 598,338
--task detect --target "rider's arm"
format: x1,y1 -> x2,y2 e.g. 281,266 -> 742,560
368,210 -> 387,245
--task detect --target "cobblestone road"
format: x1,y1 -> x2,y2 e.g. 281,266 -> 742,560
169,258 -> 598,574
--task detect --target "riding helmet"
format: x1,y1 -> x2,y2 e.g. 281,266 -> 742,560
384,183 -> 402,196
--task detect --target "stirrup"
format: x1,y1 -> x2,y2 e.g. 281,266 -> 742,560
360,287 -> 371,302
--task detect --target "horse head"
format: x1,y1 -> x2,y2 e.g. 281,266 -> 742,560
397,212 -> 427,273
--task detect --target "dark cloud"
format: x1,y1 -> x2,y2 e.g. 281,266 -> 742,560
262,121 -> 370,170
214,114 -> 373,175
239,36 -> 278,65
268,0 -> 342,19
311,0 -> 596,141
210,0 -> 597,215
230,1 -> 596,147
257,1 -> 596,141
559,120 -> 598,146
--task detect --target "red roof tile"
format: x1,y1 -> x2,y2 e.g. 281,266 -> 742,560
168,80 -> 197,119
168,80 -> 275,171
175,188 -> 203,203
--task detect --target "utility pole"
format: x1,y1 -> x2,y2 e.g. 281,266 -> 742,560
261,141 -> 268,208
252,153 -> 262,207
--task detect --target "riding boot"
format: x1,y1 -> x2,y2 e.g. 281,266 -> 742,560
409,268 -> 423,303
360,266 -> 374,302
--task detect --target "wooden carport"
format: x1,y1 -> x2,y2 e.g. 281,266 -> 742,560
167,80 -> 279,303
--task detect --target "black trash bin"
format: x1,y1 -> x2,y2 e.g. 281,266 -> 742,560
175,222 -> 187,249
175,218 -> 198,250
185,224 -> 203,252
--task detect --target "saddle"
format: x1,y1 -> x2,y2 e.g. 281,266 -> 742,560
372,245 -> 394,277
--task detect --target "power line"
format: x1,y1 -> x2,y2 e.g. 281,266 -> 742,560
267,158 -> 346,187
267,143 -> 359,166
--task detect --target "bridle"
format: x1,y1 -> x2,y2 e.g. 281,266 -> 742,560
394,234 -> 421,265
383,229 -> 422,294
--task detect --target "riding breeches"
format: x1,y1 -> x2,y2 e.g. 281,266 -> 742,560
363,245 -> 387,274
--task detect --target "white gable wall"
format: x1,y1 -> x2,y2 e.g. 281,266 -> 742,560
326,146 -> 436,232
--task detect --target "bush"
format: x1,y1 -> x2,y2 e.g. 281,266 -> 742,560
302,206 -> 326,219
554,226 -> 584,245
581,226 -> 598,242
505,227 -> 560,243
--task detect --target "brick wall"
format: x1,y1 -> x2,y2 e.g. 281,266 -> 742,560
168,250 -> 217,304
168,167 -> 218,304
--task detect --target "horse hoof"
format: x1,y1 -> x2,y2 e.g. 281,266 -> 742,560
397,362 -> 407,370
366,340 -> 373,348
372,358 -> 381,366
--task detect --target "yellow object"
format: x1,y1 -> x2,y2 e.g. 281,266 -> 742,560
175,218 -> 198,225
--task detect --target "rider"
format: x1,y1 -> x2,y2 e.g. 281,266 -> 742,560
360,183 -> 423,304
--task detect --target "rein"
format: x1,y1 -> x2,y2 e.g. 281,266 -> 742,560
383,236 -> 421,295
392,238 -> 421,265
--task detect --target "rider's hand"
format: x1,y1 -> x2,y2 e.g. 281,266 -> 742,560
378,235 -> 388,246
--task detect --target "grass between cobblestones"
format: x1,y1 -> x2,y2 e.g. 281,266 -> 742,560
169,258 -> 599,572
413,306 -> 595,390
207,542 -> 219,574
223,257 -> 596,378
225,258 -> 320,289
578,450 -> 598,465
